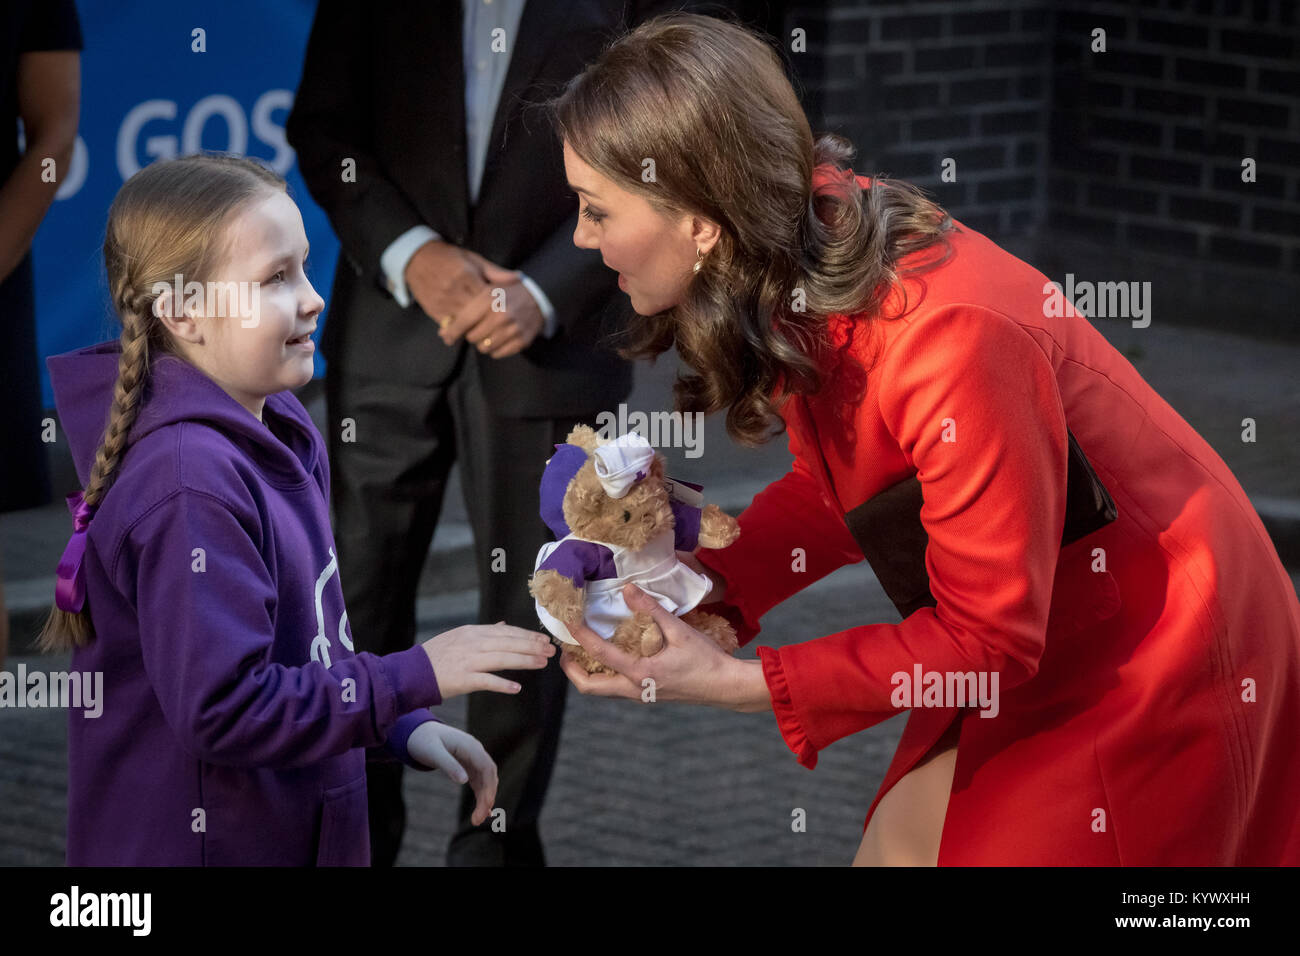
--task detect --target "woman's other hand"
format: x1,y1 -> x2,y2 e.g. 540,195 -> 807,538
677,549 -> 728,604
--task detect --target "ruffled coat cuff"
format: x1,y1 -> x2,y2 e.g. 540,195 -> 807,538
757,645 -> 819,769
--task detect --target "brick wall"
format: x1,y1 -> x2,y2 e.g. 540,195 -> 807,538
1049,2 -> 1299,281
790,0 -> 1051,241
773,0 -> 1300,338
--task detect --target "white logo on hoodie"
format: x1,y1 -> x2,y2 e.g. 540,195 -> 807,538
309,548 -> 352,668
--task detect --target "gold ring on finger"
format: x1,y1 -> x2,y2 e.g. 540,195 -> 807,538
482,336 -> 492,350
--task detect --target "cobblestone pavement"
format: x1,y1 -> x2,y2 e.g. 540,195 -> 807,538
0,565 -> 906,867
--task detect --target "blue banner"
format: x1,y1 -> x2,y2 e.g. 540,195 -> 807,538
31,0 -> 338,407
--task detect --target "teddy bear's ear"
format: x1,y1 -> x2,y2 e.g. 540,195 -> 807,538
565,424 -> 602,453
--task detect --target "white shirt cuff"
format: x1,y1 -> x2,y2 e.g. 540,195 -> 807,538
518,271 -> 558,338
380,225 -> 441,309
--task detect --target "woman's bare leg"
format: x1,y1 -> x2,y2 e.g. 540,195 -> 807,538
854,717 -> 961,866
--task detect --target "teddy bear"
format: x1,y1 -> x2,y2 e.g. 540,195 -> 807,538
528,425 -> 741,676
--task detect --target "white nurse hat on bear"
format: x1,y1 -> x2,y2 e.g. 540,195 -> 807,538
592,433 -> 655,499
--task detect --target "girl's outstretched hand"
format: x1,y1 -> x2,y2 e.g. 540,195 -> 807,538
406,722 -> 498,826
420,622 -> 554,699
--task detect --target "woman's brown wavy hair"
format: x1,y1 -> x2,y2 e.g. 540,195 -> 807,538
550,12 -> 955,445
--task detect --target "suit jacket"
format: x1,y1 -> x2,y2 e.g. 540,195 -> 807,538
697,180 -> 1300,864
286,0 -> 679,417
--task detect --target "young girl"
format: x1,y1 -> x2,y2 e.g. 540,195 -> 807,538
41,153 -> 555,866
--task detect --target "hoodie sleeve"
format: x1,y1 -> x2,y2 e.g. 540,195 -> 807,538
118,488 -> 443,770
368,708 -> 442,771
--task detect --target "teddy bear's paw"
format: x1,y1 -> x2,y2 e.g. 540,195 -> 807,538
682,609 -> 740,656
697,503 -> 741,548
567,643 -> 615,675
530,570 -> 587,626
637,618 -> 665,657
609,612 -> 657,660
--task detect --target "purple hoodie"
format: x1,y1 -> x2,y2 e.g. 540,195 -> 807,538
48,341 -> 442,866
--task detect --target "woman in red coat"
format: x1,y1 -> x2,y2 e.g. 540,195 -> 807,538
551,14 -> 1300,865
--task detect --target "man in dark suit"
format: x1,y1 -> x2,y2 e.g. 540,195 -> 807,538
286,1 -> 691,866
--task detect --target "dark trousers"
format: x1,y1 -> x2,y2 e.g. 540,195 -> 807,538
1,254 -> 51,513
326,348 -> 582,866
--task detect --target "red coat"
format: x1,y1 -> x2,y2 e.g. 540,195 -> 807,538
697,196 -> 1300,865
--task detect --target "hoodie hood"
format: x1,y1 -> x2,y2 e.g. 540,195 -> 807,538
47,340 -> 318,490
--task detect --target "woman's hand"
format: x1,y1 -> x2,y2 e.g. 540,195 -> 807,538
405,721 -> 498,826
420,623 -> 554,698
559,584 -> 770,712
677,550 -> 728,604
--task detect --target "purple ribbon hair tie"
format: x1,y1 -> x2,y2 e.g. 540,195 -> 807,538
55,490 -> 96,613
